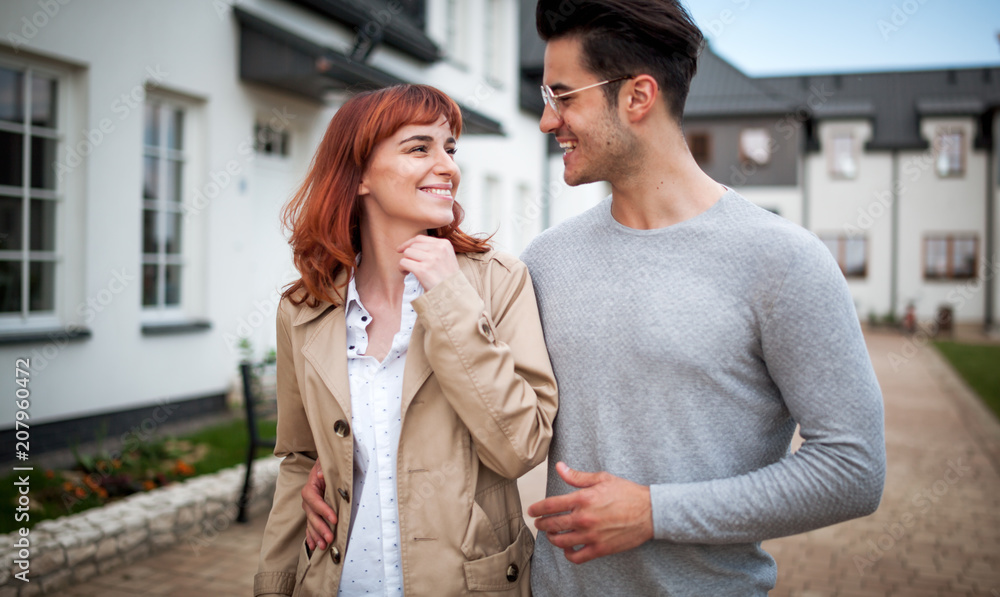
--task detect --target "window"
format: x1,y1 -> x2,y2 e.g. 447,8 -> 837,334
444,0 -> 468,66
829,132 -> 857,179
739,128 -> 771,166
254,122 -> 289,157
935,129 -> 964,177
687,131 -> 711,165
821,235 -> 867,278
142,101 -> 186,309
482,175 -> 501,234
0,64 -> 60,318
483,0 -> 505,82
924,235 -> 977,279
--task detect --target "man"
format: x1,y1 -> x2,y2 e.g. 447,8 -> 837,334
302,1 -> 886,594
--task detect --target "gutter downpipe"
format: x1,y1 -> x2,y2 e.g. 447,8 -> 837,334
890,149 -> 900,318
984,112 -> 995,331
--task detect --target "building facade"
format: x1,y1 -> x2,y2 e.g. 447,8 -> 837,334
0,0 -> 567,453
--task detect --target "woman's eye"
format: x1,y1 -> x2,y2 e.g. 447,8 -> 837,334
446,147 -> 457,156
408,145 -> 428,153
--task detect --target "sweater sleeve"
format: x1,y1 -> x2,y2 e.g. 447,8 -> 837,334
649,239 -> 886,544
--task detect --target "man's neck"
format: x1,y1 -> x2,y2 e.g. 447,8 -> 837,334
608,126 -> 726,230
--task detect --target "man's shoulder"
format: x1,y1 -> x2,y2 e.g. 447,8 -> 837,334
721,192 -> 828,257
521,199 -> 609,265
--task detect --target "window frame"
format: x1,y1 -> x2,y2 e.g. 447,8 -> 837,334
0,57 -> 66,330
934,128 -> 965,178
923,234 -> 978,280
820,234 -> 868,279
687,131 -> 711,166
141,99 -> 188,317
738,127 -> 772,167
828,130 -> 858,180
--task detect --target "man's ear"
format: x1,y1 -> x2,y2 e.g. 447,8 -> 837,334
623,74 -> 659,123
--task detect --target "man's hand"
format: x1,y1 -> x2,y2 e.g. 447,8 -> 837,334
527,461 -> 654,564
398,235 -> 460,290
302,459 -> 337,551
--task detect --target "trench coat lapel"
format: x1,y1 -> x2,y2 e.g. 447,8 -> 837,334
400,318 -> 432,421
301,306 -> 352,422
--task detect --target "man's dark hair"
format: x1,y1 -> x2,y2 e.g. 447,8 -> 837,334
536,0 -> 704,121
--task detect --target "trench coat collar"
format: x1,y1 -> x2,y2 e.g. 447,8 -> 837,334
292,266 -> 434,421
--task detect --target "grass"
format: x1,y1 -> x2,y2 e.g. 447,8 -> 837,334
934,341 -> 1000,420
0,416 -> 276,535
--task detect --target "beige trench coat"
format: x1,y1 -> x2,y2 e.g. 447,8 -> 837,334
255,250 -> 558,596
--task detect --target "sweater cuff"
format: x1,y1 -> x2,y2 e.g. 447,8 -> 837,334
254,571 -> 296,596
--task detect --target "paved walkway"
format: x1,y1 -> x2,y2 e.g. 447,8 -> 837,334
61,332 -> 1000,596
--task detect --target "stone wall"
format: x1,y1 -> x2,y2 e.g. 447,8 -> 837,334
0,457 -> 280,596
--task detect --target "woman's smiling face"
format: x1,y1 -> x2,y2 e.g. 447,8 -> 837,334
359,116 -> 460,233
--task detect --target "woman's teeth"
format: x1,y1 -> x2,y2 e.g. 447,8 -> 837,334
422,188 -> 452,196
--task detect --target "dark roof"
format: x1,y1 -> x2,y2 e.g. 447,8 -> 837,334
684,46 -> 796,118
757,67 -> 1000,150
234,7 -> 504,135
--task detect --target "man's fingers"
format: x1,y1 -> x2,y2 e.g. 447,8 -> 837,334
544,530 -> 588,549
533,512 -> 574,534
564,544 -> 600,565
556,461 -> 602,488
528,494 -> 576,518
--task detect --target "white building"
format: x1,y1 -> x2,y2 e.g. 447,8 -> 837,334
0,0 -> 602,457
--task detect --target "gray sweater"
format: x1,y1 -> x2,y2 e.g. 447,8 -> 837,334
521,191 -> 885,596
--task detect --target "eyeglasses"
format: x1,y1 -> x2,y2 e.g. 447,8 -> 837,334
540,75 -> 634,116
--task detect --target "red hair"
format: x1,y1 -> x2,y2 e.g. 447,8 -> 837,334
281,85 -> 490,307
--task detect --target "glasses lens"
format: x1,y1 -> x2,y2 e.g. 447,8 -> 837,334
541,86 -> 557,113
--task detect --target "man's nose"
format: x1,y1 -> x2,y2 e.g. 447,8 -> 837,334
539,103 -> 562,134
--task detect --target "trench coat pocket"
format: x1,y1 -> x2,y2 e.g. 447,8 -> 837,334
291,539 -> 319,597
462,522 -> 534,592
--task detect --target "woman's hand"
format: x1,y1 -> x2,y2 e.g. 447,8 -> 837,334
397,235 -> 460,290
302,458 -> 337,551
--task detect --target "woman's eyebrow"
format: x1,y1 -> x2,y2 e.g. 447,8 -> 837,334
398,135 -> 457,145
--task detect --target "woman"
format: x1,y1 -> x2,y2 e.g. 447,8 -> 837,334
254,84 -> 558,597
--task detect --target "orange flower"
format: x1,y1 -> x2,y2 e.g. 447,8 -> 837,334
97,488 -> 108,499
83,476 -> 100,490
62,481 -> 74,492
143,480 -> 156,491
112,459 -> 122,469
74,487 -> 87,498
174,460 -> 195,476
45,470 -> 55,479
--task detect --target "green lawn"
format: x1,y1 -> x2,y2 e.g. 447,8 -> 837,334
934,341 -> 1000,420
0,416 -> 276,534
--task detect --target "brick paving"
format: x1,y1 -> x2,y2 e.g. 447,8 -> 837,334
59,331 -> 1000,596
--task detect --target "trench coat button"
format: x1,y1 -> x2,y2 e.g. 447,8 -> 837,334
338,488 -> 349,502
506,563 -> 519,582
331,545 -> 341,564
333,420 -> 350,437
480,321 -> 491,335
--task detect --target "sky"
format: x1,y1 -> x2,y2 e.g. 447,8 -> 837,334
684,0 -> 999,76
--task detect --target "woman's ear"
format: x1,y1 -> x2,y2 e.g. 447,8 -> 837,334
358,177 -> 370,198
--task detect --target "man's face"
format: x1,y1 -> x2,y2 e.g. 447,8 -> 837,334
540,36 -> 638,187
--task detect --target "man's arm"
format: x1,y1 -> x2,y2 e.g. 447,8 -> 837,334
530,238 -> 885,561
